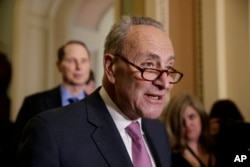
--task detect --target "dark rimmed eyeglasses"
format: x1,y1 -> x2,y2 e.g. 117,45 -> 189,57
114,54 -> 183,84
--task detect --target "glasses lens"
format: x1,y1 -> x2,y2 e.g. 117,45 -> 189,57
169,72 -> 181,83
142,69 -> 159,80
143,69 -> 182,83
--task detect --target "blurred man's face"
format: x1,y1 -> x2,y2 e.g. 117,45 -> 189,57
57,43 -> 91,86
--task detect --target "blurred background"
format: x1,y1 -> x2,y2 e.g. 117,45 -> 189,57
0,0 -> 249,122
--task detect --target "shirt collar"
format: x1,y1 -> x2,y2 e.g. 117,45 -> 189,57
60,85 -> 85,106
99,87 -> 142,133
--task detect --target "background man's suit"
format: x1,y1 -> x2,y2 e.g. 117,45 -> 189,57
16,88 -> 171,167
15,86 -> 62,139
13,86 -> 62,159
15,86 -> 62,131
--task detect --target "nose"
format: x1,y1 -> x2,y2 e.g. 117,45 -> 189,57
153,72 -> 173,90
184,118 -> 194,129
75,60 -> 82,70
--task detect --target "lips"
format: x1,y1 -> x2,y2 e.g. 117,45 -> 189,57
145,93 -> 164,102
74,73 -> 83,78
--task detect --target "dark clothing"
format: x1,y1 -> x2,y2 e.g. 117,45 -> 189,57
0,52 -> 14,166
214,121 -> 250,167
171,152 -> 192,167
171,151 -> 214,167
15,86 -> 62,135
12,86 -> 62,159
0,96 -> 11,122
15,88 -> 171,167
0,120 -> 14,167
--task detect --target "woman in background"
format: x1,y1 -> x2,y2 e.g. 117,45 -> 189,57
209,99 -> 244,136
209,99 -> 250,166
160,92 -> 216,167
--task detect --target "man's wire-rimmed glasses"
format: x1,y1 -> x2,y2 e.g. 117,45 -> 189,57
114,54 -> 183,84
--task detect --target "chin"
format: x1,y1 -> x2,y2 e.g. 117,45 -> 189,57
72,81 -> 85,85
143,112 -> 161,119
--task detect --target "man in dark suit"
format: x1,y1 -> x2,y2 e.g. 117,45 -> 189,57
16,16 -> 183,167
13,40 -> 92,158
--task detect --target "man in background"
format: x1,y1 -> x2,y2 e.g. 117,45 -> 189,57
13,40 -> 92,157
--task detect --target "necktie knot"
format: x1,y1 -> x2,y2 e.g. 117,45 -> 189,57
68,97 -> 79,104
125,122 -> 142,140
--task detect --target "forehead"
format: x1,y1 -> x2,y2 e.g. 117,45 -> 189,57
125,25 -> 174,62
183,106 -> 198,116
64,43 -> 89,58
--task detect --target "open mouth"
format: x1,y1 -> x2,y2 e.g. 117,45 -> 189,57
146,94 -> 164,101
149,95 -> 160,100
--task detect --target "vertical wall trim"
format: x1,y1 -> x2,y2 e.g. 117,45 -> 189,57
216,0 -> 227,97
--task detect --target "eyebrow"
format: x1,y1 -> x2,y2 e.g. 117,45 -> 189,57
143,53 -> 175,62
168,55 -> 175,62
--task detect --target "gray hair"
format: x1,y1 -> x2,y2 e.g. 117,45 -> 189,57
104,16 -> 164,55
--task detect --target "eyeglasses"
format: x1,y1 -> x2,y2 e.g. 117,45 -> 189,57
114,54 -> 183,84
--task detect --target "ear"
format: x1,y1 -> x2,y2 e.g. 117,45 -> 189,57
103,54 -> 116,84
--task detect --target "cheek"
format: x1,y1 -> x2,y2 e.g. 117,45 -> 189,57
118,80 -> 142,106
61,63 -> 72,71
130,81 -> 146,97
195,119 -> 202,134
67,65 -> 77,72
62,67 -> 75,79
83,63 -> 91,70
115,67 -> 137,87
63,67 -> 73,75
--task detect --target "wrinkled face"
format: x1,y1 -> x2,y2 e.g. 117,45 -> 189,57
105,25 -> 176,120
57,43 -> 91,86
182,106 -> 202,142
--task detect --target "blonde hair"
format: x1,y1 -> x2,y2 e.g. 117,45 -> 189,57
160,92 -> 214,153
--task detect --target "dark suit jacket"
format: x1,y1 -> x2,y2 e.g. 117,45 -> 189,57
13,86 -> 62,155
15,86 -> 62,132
16,88 -> 171,167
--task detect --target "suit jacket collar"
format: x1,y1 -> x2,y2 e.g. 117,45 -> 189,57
44,86 -> 62,108
85,87 -> 133,167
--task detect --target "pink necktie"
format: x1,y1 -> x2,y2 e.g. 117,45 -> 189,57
125,122 -> 153,167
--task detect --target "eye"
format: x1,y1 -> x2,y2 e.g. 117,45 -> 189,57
81,58 -> 88,63
141,61 -> 156,68
64,58 -> 74,63
166,66 -> 174,71
188,113 -> 197,120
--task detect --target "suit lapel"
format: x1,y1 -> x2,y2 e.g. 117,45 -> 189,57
86,89 -> 133,167
142,119 -> 171,167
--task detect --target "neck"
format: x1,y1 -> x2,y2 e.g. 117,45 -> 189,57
187,141 -> 201,154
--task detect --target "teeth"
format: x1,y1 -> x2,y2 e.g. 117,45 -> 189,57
150,96 -> 159,100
